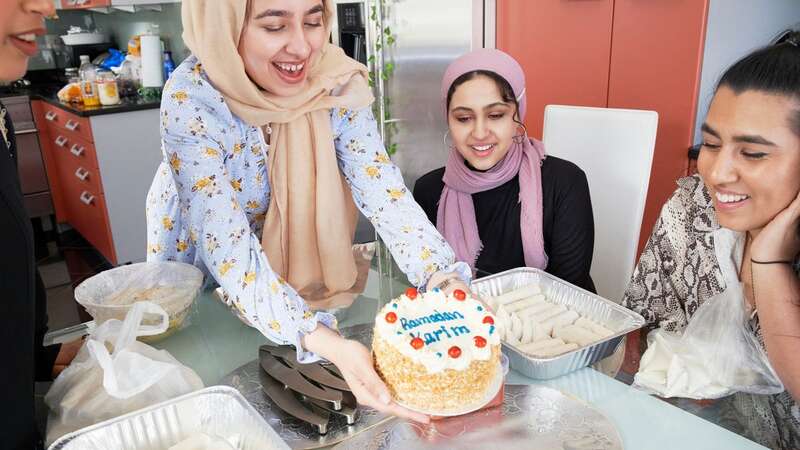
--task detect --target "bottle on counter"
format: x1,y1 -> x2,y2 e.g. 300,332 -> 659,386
96,69 -> 120,106
163,50 -> 176,83
78,55 -> 100,107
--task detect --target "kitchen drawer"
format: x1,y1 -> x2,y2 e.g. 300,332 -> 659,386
60,174 -> 116,264
56,148 -> 104,198
48,131 -> 100,170
40,102 -> 94,143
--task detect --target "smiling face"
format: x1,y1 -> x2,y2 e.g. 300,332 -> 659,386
238,0 -> 328,96
0,0 -> 54,82
447,74 -> 518,171
697,86 -> 800,233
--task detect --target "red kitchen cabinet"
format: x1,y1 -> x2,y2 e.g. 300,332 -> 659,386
33,100 -> 117,264
497,0 -> 709,254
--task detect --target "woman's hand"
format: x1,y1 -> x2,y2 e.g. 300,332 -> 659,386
750,189 -> 800,263
302,325 -> 430,423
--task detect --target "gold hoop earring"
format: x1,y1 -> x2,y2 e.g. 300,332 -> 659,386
513,123 -> 528,144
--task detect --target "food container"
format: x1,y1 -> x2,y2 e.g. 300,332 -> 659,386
471,267 -> 645,379
60,32 -> 109,46
74,261 -> 204,342
48,386 -> 290,450
96,70 -> 120,105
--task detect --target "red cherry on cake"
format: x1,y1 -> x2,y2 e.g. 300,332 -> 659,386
448,346 -> 462,358
482,315 -> 494,325
474,336 -> 487,348
410,337 -> 424,349
385,312 -> 397,323
405,287 -> 418,300
453,289 -> 466,301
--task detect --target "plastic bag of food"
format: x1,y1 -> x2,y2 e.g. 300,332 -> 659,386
45,301 -> 204,445
633,228 -> 784,399
75,261 -> 203,341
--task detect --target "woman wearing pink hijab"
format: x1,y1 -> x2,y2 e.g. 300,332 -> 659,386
414,49 -> 596,291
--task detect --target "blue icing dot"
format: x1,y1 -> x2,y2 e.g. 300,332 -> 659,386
396,331 -> 402,335
489,325 -> 495,335
392,303 -> 398,309
477,306 -> 483,311
432,287 -> 440,293
437,352 -> 442,358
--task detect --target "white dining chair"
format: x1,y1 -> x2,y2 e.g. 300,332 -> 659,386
542,105 -> 658,303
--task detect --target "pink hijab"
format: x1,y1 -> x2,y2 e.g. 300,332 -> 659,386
437,48 -> 548,272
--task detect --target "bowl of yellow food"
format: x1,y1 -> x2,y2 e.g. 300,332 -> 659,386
75,261 -> 204,342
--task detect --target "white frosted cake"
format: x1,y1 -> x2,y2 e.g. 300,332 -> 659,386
372,287 -> 501,412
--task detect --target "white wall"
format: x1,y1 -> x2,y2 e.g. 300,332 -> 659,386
694,0 -> 800,143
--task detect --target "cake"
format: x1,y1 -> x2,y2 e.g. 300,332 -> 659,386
372,287 -> 501,412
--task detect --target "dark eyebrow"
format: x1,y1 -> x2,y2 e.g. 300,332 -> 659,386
701,123 -> 720,138
450,102 -> 510,113
306,4 -> 324,15
732,134 -> 777,146
255,9 -> 288,19
254,4 -> 323,20
702,123 -> 777,146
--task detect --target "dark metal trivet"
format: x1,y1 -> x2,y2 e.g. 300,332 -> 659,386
258,344 -> 358,434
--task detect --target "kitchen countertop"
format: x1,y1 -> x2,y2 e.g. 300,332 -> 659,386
36,94 -> 161,117
0,84 -> 160,117
45,253 -> 769,449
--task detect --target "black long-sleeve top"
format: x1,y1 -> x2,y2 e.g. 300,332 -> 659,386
0,103 -> 60,450
413,155 -> 596,292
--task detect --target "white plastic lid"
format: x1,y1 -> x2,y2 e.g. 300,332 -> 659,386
79,55 -> 90,63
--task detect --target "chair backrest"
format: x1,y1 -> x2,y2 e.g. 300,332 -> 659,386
542,105 -> 658,303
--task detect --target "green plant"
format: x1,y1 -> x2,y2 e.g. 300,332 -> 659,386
368,0 -> 399,156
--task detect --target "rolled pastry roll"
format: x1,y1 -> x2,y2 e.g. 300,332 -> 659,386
519,317 -> 548,344
518,337 -> 565,353
574,317 -> 615,338
506,295 -> 546,313
540,310 -> 580,336
517,301 -> 555,318
531,304 -> 567,323
510,313 -> 524,343
492,284 -> 542,306
553,324 -> 602,347
495,305 -> 512,336
531,342 -> 579,358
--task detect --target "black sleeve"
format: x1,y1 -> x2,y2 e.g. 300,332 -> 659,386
546,166 -> 596,293
35,269 -> 61,382
412,168 -> 445,225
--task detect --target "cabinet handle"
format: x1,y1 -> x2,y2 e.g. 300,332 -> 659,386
65,120 -> 79,131
74,167 -> 90,181
79,191 -> 95,205
45,111 -> 57,121
69,144 -> 85,157
55,136 -> 68,147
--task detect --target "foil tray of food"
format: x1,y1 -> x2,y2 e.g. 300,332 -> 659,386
472,267 -> 645,379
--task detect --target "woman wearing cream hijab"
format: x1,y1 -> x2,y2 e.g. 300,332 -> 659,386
146,0 -> 470,421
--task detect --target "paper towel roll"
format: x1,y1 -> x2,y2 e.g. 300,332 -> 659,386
140,34 -> 163,88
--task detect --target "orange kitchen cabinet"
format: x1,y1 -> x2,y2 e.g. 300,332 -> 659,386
496,0 -> 614,139
32,100 -> 68,224
496,0 -> 709,254
608,0 -> 709,253
32,99 -> 117,264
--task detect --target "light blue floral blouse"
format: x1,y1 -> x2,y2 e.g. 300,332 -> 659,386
146,55 -> 469,362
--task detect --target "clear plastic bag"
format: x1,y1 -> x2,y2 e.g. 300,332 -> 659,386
45,302 -> 204,446
634,228 -> 784,399
75,261 -> 203,341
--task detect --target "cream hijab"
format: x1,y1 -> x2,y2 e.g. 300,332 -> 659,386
182,0 -> 373,307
